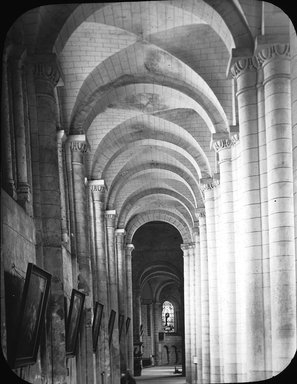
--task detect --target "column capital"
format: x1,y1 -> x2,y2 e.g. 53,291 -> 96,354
255,41 -> 290,67
67,135 -> 88,153
30,53 -> 62,87
88,179 -> 106,192
212,137 -> 233,153
115,228 -> 126,238
181,243 -> 191,252
126,243 -> 135,255
195,208 -> 206,220
105,210 -> 117,227
230,56 -> 259,79
199,177 -> 214,193
226,47 -> 254,78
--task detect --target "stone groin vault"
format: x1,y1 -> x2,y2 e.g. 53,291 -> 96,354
1,1 -> 297,383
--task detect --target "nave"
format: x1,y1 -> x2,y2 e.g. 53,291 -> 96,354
1,1 -> 297,384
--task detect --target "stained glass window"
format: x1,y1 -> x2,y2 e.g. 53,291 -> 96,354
162,301 -> 174,333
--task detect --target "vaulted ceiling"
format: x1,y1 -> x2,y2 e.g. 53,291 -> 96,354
8,0 -> 291,243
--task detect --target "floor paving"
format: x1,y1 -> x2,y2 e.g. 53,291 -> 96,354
135,366 -> 186,384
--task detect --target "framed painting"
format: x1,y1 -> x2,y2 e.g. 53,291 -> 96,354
108,310 -> 116,345
12,263 -> 51,368
92,302 -> 104,352
125,317 -> 131,334
118,314 -> 124,339
66,289 -> 85,357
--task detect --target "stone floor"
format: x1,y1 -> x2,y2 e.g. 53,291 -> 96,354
135,366 -> 186,383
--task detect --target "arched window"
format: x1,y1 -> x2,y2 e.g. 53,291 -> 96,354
162,301 -> 175,333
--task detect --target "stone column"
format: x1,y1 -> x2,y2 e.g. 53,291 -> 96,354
33,54 -> 67,383
193,228 -> 202,384
105,210 -> 120,383
115,229 -> 127,373
181,243 -> 191,383
197,210 -> 210,384
188,242 -> 196,382
231,56 -> 266,381
133,287 -> 142,344
57,130 -> 69,244
200,179 -> 221,383
213,136 -> 237,382
152,301 -> 162,367
67,134 -> 94,384
126,244 -> 134,372
1,47 -> 16,198
290,21 -> 297,347
213,176 -> 224,380
10,52 -> 32,209
89,180 -> 111,384
257,63 -> 272,377
257,42 -> 296,374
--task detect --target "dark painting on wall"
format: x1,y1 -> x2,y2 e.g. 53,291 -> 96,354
118,314 -> 124,339
11,263 -> 51,368
92,302 -> 104,352
108,310 -> 116,345
66,289 -> 85,357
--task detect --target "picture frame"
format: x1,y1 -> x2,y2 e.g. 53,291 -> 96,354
92,302 -> 104,352
108,310 -> 116,345
126,317 -> 131,334
12,263 -> 51,368
66,289 -> 85,357
118,314 -> 124,339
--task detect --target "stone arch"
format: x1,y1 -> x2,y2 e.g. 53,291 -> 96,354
125,210 -> 192,243
107,163 -> 200,209
118,188 -> 195,228
91,114 -> 211,179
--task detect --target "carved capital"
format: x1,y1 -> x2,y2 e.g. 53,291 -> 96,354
70,141 -> 88,153
67,135 -> 88,154
200,181 -> 214,193
257,43 -> 290,66
105,210 -> 117,227
195,208 -> 206,220
88,179 -> 106,192
33,55 -> 61,86
230,56 -> 259,78
213,138 -> 233,153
